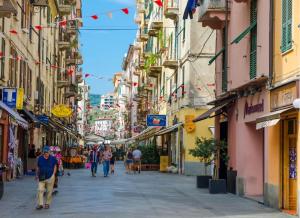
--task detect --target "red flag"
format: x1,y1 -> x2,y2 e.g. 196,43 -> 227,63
35,25 -> 43,31
51,65 -> 58,69
67,69 -> 74,76
59,20 -> 67,27
9,30 -> 17,34
91,15 -> 98,20
154,0 -> 163,7
35,61 -> 41,65
121,8 -> 129,14
133,82 -> 138,86
0,52 -> 3,57
149,83 -> 153,87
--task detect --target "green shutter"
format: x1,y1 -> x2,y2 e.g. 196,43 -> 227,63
281,0 -> 292,52
249,0 -> 257,80
209,47 -> 225,65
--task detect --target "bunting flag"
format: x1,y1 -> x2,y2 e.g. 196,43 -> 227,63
154,0 -> 163,7
85,73 -> 91,78
35,25 -> 43,31
207,83 -> 215,86
91,15 -> 99,20
67,69 -> 74,76
9,30 -> 17,34
121,8 -> 129,15
133,82 -> 138,86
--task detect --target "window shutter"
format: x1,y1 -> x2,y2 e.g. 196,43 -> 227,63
250,0 -> 257,79
282,0 -> 292,52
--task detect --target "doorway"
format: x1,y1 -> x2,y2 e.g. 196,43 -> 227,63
282,118 -> 297,213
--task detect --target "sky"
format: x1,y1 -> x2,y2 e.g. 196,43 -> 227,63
80,0 -> 136,95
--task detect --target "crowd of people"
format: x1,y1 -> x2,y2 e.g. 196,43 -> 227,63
34,144 -> 142,210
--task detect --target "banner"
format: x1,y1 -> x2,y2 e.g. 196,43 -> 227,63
51,104 -> 73,118
16,88 -> 24,110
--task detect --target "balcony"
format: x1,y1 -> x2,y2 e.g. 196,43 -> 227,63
163,52 -> 178,69
137,28 -> 149,42
198,0 -> 230,29
57,0 -> 72,16
149,66 -> 162,77
58,34 -> 71,50
134,12 -> 142,24
0,0 -> 17,18
66,20 -> 78,35
149,10 -> 163,30
64,91 -> 76,98
164,0 -> 179,20
57,80 -> 71,88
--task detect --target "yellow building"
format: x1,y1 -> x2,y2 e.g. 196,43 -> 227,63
261,0 -> 300,215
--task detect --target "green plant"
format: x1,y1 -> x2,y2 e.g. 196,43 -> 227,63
189,137 -> 229,179
140,144 -> 160,164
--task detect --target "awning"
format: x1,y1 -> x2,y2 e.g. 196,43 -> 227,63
19,109 -> 40,125
256,107 -> 293,130
155,123 -> 183,136
209,47 -> 225,65
133,126 -> 161,141
193,98 -> 235,123
231,21 -> 257,44
0,101 -> 28,129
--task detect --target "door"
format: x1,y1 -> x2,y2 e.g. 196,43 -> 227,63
283,119 -> 297,212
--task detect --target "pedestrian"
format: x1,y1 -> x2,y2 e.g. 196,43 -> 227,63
35,146 -> 57,210
102,145 -> 112,177
89,145 -> 100,177
35,148 -> 42,157
110,148 -> 116,174
133,147 -> 142,174
126,148 -> 134,174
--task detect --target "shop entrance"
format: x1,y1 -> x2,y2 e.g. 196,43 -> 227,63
282,119 -> 297,213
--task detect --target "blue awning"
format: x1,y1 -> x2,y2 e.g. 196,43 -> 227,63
0,101 -> 28,129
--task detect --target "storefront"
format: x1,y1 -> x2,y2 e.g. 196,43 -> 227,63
257,81 -> 299,214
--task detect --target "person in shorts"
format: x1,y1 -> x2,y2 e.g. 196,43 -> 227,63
126,148 -> 133,174
133,147 -> 142,174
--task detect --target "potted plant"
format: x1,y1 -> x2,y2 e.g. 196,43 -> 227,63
189,137 -> 215,188
189,137 -> 229,193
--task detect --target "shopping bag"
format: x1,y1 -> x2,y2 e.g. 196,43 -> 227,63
85,162 -> 91,169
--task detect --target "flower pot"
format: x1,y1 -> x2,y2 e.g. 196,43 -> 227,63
209,179 -> 227,194
196,175 -> 212,188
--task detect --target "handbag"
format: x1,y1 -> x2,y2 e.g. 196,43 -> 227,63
85,162 -> 91,169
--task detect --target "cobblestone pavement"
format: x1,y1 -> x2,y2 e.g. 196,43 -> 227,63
0,162 -> 294,218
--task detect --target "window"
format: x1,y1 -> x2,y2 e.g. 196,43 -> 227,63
21,0 -> 29,29
250,0 -> 257,79
22,62 -> 27,94
281,0 -> 292,52
27,67 -> 32,99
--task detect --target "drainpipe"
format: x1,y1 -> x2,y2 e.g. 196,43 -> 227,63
224,0 -> 229,93
269,0 -> 274,87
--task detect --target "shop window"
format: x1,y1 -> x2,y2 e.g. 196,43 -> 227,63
288,119 -> 296,135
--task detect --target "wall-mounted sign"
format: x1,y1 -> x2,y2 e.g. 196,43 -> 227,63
16,88 -> 24,110
37,115 -> 49,124
51,104 -> 72,118
2,88 -> 17,108
271,82 -> 297,110
146,114 -> 167,127
184,115 -> 196,133
244,100 -> 264,118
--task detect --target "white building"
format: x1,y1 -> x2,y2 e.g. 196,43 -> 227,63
100,93 -> 115,111
77,80 -> 89,137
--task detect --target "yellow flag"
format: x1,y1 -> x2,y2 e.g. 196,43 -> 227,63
16,88 -> 24,110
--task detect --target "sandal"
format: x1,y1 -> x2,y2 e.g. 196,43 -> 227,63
44,204 -> 50,209
36,205 -> 43,210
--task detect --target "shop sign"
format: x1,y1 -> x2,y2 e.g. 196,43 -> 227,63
2,88 -> 17,109
244,100 -> 264,118
184,115 -> 196,133
37,115 -> 49,124
271,83 -> 297,110
16,88 -> 24,110
146,114 -> 167,127
51,104 -> 73,118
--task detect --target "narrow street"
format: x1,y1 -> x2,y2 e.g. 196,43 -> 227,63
0,163 -> 292,218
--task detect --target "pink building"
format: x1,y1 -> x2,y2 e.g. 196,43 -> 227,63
196,0 -> 271,201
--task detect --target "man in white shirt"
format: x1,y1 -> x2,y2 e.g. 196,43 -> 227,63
133,147 -> 142,174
